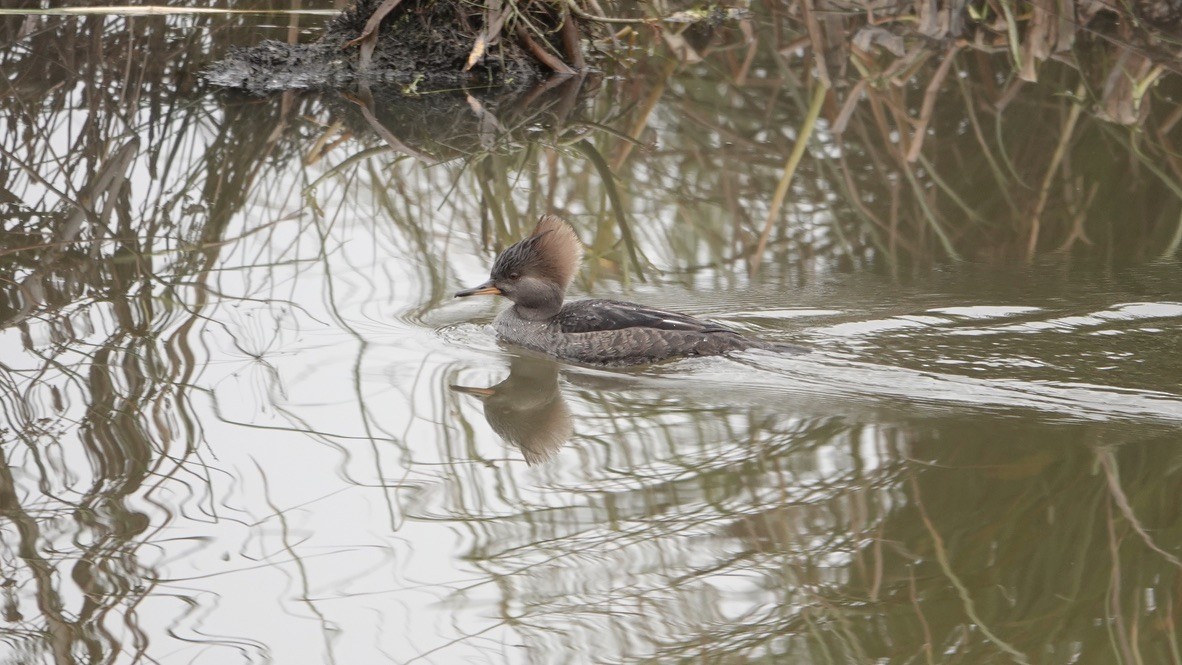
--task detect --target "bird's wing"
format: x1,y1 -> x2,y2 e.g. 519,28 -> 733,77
555,299 -> 737,335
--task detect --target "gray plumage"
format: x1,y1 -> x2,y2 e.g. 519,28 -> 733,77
457,215 -> 805,366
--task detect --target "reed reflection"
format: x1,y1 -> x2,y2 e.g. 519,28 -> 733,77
448,400 -> 1182,663
4,2 -> 1182,663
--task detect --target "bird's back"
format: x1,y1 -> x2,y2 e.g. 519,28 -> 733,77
494,299 -> 798,366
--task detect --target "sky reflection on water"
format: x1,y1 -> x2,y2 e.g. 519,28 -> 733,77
2,3 -> 1182,664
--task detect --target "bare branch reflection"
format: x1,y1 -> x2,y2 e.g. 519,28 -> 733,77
1,2 -> 1181,663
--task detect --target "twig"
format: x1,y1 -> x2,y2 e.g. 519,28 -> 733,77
560,3 -> 585,71
341,90 -> 436,164
908,566 -> 936,665
465,0 -> 509,72
911,478 -> 1031,665
612,57 -> 676,170
1106,500 -> 1137,664
1097,448 -> 1182,570
342,0 -> 404,72
563,0 -> 654,25
1052,181 -> 1097,253
801,0 -> 832,88
1026,81 -> 1084,260
515,23 -> 575,75
906,44 -> 961,162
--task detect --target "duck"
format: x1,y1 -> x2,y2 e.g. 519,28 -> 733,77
455,214 -> 806,366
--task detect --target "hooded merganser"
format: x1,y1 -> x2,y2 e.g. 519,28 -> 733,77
455,215 -> 806,366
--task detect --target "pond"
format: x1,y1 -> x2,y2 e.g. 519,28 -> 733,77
2,2 -> 1181,663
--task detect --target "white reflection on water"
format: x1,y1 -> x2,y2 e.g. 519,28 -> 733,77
5,160 -> 1182,660
4,53 -> 1182,664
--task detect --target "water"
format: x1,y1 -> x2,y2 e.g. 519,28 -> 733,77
2,4 -> 1182,664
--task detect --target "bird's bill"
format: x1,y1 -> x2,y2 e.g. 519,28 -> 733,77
454,280 -> 502,297
449,384 -> 497,397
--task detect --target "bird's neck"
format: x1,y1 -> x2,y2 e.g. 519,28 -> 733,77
512,300 -> 562,321
510,277 -> 565,321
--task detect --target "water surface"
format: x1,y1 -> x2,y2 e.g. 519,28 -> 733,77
2,3 -> 1181,663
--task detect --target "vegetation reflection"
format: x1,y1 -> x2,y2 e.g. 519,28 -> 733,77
1,0 -> 1180,663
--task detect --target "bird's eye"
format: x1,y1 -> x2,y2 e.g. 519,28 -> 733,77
508,272 -> 520,280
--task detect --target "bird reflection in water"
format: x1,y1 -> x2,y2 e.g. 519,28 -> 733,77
451,354 -> 571,465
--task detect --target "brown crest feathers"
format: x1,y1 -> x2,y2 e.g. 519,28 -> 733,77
530,215 -> 584,288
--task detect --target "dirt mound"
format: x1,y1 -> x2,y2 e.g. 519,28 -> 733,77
205,0 -> 573,94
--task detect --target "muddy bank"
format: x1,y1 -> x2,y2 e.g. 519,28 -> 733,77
205,0 -> 577,94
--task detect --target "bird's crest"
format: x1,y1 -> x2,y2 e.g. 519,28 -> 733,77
492,215 -> 584,288
529,215 -> 584,288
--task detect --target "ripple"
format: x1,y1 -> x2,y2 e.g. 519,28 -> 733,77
718,352 -> 1182,424
927,305 -> 1044,318
969,301 -> 1182,334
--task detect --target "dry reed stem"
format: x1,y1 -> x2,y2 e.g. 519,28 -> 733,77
343,90 -> 437,164
751,81 -> 828,274
868,524 -> 883,601
563,0 -> 652,25
837,151 -> 918,254
955,66 -> 1020,216
908,566 -> 937,665
1052,181 -> 1097,253
911,477 -> 1031,664
1154,126 -> 1182,188
0,5 -> 335,14
890,177 -> 900,261
515,23 -> 575,74
1167,593 -> 1182,664
305,120 -> 348,165
802,0 -> 832,88
903,161 -> 961,259
1098,448 -> 1182,570
465,0 -> 509,72
343,0 -> 404,71
998,0 -> 1024,75
1026,81 -> 1085,260
906,45 -> 961,162
571,140 -> 644,277
612,57 -> 677,170
1019,0 -> 1053,82
1160,104 -> 1182,135
560,3 -> 584,71
734,20 -> 758,85
833,79 -> 867,134
1107,500 -> 1137,664
916,153 -> 988,225
1163,209 -> 1182,260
